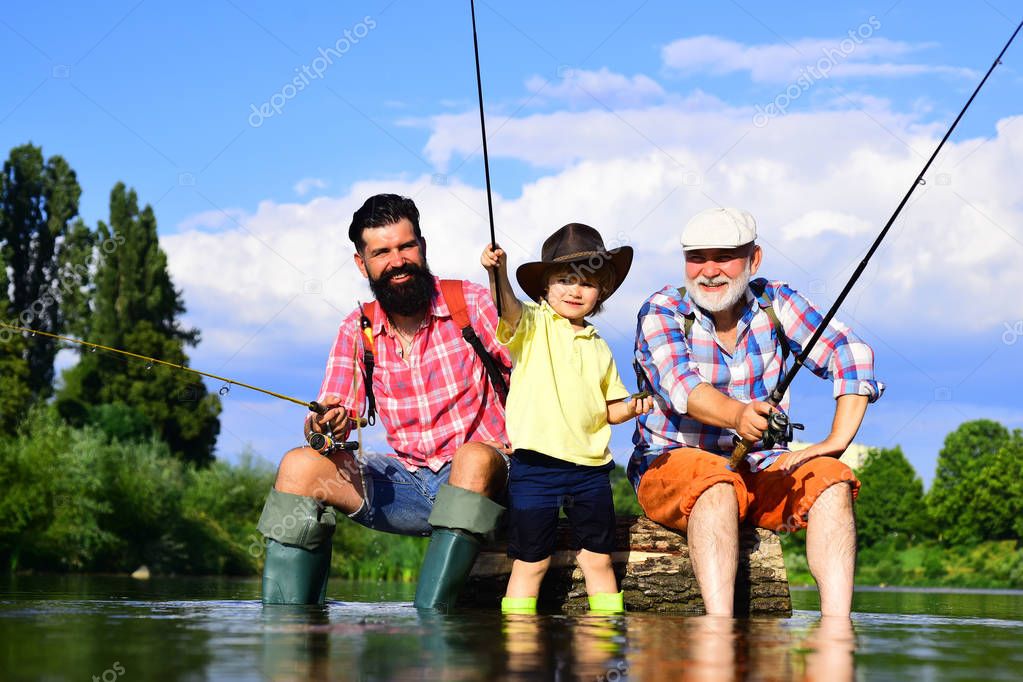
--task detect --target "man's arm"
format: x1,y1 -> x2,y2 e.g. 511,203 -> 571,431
307,315 -> 365,442
686,383 -> 775,442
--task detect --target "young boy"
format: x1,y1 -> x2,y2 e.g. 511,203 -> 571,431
480,223 -> 652,614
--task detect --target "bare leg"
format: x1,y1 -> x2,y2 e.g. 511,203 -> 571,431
448,441 -> 508,497
806,482 -> 856,617
688,483 -> 739,616
576,549 -> 618,595
273,446 -> 365,514
505,557 -> 551,598
804,616 -> 855,682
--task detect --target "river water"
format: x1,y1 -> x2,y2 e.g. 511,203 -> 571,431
2,576 -> 1022,681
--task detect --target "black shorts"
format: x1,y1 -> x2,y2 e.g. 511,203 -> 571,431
506,449 -> 616,562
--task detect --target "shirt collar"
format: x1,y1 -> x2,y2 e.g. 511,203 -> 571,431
539,299 -> 596,337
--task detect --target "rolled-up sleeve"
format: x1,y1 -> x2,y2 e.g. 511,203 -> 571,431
635,296 -> 707,414
772,282 -> 884,402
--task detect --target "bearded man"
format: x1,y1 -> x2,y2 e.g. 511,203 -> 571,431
257,194 -> 510,610
630,208 -> 883,617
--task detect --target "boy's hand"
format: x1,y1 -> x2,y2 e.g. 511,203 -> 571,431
480,244 -> 507,271
629,392 -> 654,417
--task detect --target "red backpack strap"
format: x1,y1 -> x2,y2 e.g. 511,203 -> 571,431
439,279 -> 470,328
438,279 -> 508,399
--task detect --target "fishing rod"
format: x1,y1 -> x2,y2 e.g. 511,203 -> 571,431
469,0 -> 502,317
0,321 -> 362,452
729,17 -> 1023,469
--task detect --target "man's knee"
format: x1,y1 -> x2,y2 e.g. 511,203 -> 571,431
809,480 -> 855,519
694,481 -> 739,513
449,442 -> 507,496
275,446 -> 338,500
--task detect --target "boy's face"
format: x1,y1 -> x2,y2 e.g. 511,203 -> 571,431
544,270 -> 600,325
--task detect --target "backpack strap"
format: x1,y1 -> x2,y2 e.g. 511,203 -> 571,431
357,283 -> 509,424
357,301 -> 378,425
748,280 -> 791,362
676,288 -> 696,339
439,279 -> 509,399
676,284 -> 790,362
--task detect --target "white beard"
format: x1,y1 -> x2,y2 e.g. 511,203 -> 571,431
685,260 -> 752,313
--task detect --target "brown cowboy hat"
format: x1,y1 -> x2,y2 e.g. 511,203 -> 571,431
515,223 -> 634,303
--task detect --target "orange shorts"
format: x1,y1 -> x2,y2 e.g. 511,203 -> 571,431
636,448 -> 859,533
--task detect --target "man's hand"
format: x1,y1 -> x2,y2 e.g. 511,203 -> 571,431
734,400 -> 774,443
306,394 -> 351,440
774,439 -> 845,474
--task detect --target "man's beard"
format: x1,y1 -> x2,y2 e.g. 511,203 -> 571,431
368,261 -> 437,317
685,259 -> 752,313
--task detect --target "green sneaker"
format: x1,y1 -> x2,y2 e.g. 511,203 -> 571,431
501,596 -> 538,614
588,591 -> 625,613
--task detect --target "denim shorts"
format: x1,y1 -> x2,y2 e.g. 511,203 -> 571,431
506,449 -> 616,561
347,451 -> 451,536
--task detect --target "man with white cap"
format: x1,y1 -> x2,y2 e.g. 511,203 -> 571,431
629,207 -> 884,617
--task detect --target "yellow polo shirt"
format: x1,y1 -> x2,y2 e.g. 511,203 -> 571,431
498,300 -> 629,466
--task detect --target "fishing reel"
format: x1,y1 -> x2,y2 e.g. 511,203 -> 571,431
306,401 -> 365,454
760,410 -> 804,450
307,431 -> 359,454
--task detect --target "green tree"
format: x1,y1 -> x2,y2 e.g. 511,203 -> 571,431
0,144 -> 84,405
58,183 -> 220,465
971,429 -> 1023,542
0,248 -> 32,432
855,446 -> 927,547
928,420 -> 1011,545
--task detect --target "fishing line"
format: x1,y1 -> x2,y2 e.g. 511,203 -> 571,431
729,18 -> 1023,469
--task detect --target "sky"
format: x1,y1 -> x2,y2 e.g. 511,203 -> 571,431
2,1 -> 1021,485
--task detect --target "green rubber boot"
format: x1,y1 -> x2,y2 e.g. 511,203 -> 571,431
257,488 -> 337,605
262,538 -> 331,605
413,528 -> 482,612
413,484 -> 506,612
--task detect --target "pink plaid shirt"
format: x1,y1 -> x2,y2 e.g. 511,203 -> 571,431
318,278 -> 510,472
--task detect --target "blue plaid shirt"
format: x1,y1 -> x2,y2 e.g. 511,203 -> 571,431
629,279 -> 884,483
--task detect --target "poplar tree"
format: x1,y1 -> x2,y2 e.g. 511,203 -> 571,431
0,143 -> 84,414
59,183 -> 221,465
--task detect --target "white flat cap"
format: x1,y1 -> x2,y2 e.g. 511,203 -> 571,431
681,208 -> 757,251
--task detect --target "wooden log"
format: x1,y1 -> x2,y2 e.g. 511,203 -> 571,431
459,515 -> 791,615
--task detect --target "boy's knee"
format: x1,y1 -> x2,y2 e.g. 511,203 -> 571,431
517,557 -> 551,576
576,549 -> 612,571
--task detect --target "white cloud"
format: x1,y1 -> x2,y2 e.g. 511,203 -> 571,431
167,89 -> 1023,379
293,177 -> 328,196
661,35 -> 974,83
525,67 -> 665,108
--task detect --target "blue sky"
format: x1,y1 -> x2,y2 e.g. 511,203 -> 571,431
3,1 -> 1021,485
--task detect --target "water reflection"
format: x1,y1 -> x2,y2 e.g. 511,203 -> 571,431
3,577 -> 1023,680
501,613 -> 628,680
